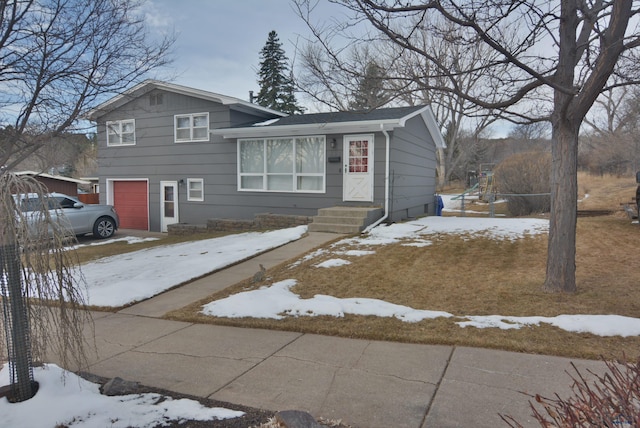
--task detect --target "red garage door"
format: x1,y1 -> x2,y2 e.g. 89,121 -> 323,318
113,181 -> 148,230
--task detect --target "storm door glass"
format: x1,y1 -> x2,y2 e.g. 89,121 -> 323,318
164,186 -> 175,217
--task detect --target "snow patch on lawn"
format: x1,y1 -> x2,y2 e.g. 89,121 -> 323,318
0,364 -> 244,428
201,279 -> 453,322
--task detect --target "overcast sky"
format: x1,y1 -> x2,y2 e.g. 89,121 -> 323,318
140,1 -> 512,136
143,0 -> 347,111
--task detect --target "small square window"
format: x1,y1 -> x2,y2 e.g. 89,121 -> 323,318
187,178 -> 204,201
106,119 -> 136,146
175,113 -> 209,142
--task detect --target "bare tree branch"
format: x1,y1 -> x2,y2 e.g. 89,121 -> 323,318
302,0 -> 640,293
0,0 -> 175,170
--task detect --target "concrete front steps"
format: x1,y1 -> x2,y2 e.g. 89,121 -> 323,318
307,206 -> 384,234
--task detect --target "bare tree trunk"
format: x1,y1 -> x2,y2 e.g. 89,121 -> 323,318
543,0 -> 580,293
544,120 -> 579,293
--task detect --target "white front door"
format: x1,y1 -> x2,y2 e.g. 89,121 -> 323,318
343,134 -> 374,202
160,181 -> 178,232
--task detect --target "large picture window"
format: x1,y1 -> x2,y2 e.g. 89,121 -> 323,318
174,113 -> 209,142
106,119 -> 135,146
239,136 -> 325,193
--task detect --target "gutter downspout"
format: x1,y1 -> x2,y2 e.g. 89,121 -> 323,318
363,126 -> 390,233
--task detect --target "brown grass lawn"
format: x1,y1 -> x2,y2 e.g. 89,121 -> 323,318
164,174 -> 640,361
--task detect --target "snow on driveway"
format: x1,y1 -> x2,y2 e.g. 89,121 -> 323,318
79,226 -> 307,307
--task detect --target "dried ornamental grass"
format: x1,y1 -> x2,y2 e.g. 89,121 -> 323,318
0,173 -> 93,378
502,356 -> 640,427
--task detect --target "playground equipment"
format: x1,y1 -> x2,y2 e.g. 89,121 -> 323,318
478,163 -> 496,202
465,163 -> 496,202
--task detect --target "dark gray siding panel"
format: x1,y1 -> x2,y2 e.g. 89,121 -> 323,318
172,131 -> 390,227
97,88 -> 434,231
97,91 -> 262,231
230,110 -> 269,126
388,115 -> 438,221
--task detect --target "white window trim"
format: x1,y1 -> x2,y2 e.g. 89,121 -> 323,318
106,119 -> 136,146
237,135 -> 326,193
174,112 -> 210,143
187,178 -> 204,201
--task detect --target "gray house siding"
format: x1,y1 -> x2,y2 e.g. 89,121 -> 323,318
216,132 -> 389,222
94,84 -> 441,232
388,115 -> 438,221
97,95 -> 388,231
97,91 -> 270,231
229,109 -> 268,126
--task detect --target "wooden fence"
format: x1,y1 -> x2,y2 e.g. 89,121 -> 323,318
77,193 -> 99,204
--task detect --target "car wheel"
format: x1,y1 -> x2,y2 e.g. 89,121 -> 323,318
93,216 -> 116,239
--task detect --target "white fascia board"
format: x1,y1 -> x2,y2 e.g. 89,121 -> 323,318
397,105 -> 431,127
86,80 -> 154,120
15,171 -> 91,185
212,105 -> 444,142
420,106 -> 447,149
212,119 -> 403,139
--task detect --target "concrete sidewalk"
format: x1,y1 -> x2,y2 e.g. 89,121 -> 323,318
70,232 -> 607,427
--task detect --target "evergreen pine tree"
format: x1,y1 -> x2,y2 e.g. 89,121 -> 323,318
349,61 -> 389,110
256,31 -> 304,114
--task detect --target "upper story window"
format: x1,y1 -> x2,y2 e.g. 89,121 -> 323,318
106,119 -> 135,146
175,112 -> 209,142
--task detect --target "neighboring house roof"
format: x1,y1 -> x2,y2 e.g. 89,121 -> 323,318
212,105 -> 446,148
86,80 -> 287,121
15,171 -> 91,185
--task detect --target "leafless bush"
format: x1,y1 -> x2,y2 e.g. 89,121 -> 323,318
502,356 -> 640,427
494,152 -> 551,216
579,133 -> 637,177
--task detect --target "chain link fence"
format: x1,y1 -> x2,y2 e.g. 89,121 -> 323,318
1,242 -> 37,402
449,192 -> 551,218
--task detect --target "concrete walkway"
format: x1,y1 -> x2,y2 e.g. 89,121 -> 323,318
63,232 -> 606,427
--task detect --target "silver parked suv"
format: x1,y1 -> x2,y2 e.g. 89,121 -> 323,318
16,192 -> 119,239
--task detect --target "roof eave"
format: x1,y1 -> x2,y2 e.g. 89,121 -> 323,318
420,107 -> 447,149
15,171 -> 91,185
86,79 -> 286,121
86,80 -> 153,121
212,119 -> 404,139
228,101 -> 287,118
